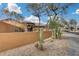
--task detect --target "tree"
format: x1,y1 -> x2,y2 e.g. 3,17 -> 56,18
3,8 -> 24,32
27,3 -> 46,50
46,3 -> 73,19
69,19 -> 77,31
49,16 -> 62,39
3,8 -> 11,18
45,3 -> 74,40
60,18 -> 68,27
26,3 -> 75,49
3,8 -> 24,21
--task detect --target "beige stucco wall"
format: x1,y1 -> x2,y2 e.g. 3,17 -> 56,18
0,31 -> 52,52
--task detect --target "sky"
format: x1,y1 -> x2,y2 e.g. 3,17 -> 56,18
0,3 -> 79,25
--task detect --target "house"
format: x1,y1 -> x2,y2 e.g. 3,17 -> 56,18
0,19 -> 25,33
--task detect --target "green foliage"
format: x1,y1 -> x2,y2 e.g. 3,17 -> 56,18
3,8 -> 24,21
69,19 -> 77,25
49,20 -> 59,29
69,19 -> 77,31
40,28 -> 44,43
49,16 -> 62,39
39,28 -> 44,50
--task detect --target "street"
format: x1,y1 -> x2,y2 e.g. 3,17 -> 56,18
63,32 -> 79,55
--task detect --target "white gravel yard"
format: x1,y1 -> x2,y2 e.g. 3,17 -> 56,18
0,37 -> 69,56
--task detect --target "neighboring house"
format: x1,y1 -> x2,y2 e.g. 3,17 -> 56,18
34,25 -> 46,31
23,22 -> 35,32
22,21 -> 47,32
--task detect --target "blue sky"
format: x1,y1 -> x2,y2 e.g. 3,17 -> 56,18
63,4 -> 79,21
0,3 -> 79,25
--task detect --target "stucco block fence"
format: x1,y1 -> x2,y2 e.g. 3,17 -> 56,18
0,31 -> 52,52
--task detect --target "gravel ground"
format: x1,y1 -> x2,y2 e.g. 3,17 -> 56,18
0,32 -> 79,56
0,38 -> 69,56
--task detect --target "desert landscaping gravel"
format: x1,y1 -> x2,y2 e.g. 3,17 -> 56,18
0,38 -> 69,56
